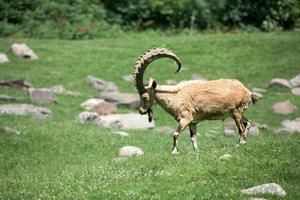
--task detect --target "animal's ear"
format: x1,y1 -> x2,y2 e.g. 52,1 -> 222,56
151,80 -> 157,89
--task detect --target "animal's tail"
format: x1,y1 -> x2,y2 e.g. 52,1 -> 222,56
251,93 -> 258,105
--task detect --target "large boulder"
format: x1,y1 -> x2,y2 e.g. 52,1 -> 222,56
91,101 -> 117,115
76,112 -> 154,130
290,74 -> 300,87
241,183 -> 287,197
10,43 -> 38,60
87,75 -> 118,92
28,88 -> 56,103
98,113 -> 155,130
80,98 -> 105,110
0,53 -> 9,63
0,104 -> 52,117
98,91 -> 139,109
118,146 -> 144,157
269,78 -> 292,88
292,88 -> 300,96
272,100 -> 297,115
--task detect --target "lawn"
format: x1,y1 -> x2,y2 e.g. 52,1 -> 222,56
0,32 -> 300,199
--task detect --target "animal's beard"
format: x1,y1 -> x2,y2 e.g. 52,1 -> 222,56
147,108 -> 153,122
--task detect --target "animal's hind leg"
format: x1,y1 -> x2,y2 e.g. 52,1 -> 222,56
189,124 -> 198,151
242,116 -> 253,138
172,116 -> 192,154
232,110 -> 246,146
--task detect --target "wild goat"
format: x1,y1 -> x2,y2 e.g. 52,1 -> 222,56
133,48 -> 257,154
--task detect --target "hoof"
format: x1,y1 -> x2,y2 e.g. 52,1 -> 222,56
172,148 -> 179,155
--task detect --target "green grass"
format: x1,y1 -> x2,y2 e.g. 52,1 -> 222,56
0,32 -> 300,199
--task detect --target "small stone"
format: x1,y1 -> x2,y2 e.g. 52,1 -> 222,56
48,85 -> 65,94
0,80 -> 32,89
292,88 -> 300,96
10,43 -> 38,60
241,183 -> 287,197
191,74 -> 207,82
277,117 -> 300,134
4,127 -> 20,135
252,92 -> 263,100
0,94 -> 19,101
98,91 -> 139,109
76,111 -> 100,124
224,120 -> 236,137
269,78 -> 292,88
272,100 -> 297,115
252,87 -> 267,93
165,79 -> 178,85
219,153 -> 232,160
290,74 -> 300,87
118,146 -> 144,157
248,126 -> 260,136
87,75 -> 118,92
0,104 -> 52,117
64,90 -> 81,97
114,131 -> 129,137
28,88 -> 56,103
122,75 -> 133,82
0,53 -> 9,63
91,101 -> 117,115
153,126 -> 174,134
80,98 -> 105,110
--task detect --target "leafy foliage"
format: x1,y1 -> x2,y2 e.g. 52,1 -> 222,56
0,0 -> 299,38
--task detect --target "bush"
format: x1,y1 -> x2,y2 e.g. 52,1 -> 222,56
0,0 -> 299,39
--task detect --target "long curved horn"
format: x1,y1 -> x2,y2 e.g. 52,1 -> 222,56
133,48 -> 182,94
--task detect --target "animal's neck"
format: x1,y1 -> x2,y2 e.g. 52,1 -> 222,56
154,85 -> 178,118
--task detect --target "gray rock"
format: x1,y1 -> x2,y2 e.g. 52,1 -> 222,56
252,92 -> 263,100
0,80 -> 32,89
292,88 -> 300,96
118,146 -> 144,157
76,111 -> 100,124
98,91 -> 139,109
0,94 -> 19,101
64,90 -> 81,97
0,53 -> 9,63
0,104 -> 52,117
224,120 -> 236,137
191,74 -> 207,82
165,79 -> 178,85
153,126 -> 174,134
114,131 -> 129,137
272,100 -> 297,115
290,74 -> 300,87
10,43 -> 38,60
241,183 -> 287,197
48,85 -> 65,94
269,78 -> 292,88
252,87 -> 267,93
87,75 -> 118,92
277,117 -> 300,134
219,153 -> 232,160
98,113 -> 155,130
28,88 -> 56,103
122,75 -> 133,82
4,127 -> 20,135
91,101 -> 117,115
80,98 -> 105,110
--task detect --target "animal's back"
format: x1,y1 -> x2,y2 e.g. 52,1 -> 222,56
179,79 -> 252,120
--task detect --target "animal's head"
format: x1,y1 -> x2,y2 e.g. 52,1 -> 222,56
132,48 -> 182,122
138,78 -> 157,122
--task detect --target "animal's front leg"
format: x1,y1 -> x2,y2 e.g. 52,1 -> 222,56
189,123 -> 198,151
172,117 -> 192,154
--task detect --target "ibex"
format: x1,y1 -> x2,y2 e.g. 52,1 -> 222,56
133,48 -> 256,154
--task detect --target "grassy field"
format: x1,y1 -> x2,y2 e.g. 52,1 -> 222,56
0,32 -> 300,199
